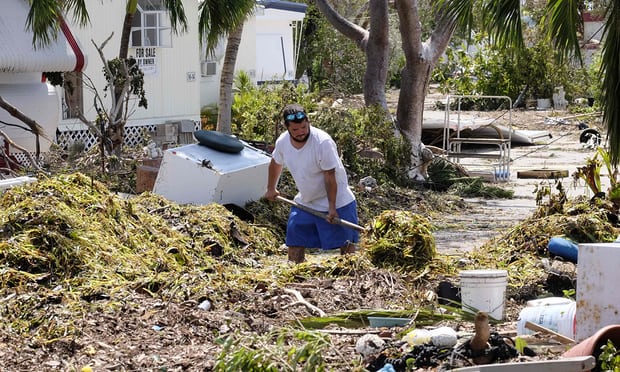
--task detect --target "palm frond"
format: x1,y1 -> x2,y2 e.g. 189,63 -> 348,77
163,0 -> 188,34
435,0 -> 476,37
199,0 -> 256,55
62,0 -> 90,27
601,1 -> 620,165
482,0 -> 524,52
543,0 -> 582,63
27,0 -> 62,48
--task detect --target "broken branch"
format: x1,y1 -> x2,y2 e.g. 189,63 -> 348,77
281,288 -> 326,317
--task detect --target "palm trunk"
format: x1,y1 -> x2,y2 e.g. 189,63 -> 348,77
217,24 -> 244,135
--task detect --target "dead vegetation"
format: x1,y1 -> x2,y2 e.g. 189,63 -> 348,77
0,159 -> 617,370
0,108 -> 617,370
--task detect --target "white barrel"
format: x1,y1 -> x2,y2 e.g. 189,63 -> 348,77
517,301 -> 576,340
459,269 -> 508,320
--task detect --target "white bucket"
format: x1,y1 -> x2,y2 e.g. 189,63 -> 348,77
517,301 -> 576,340
459,269 -> 508,320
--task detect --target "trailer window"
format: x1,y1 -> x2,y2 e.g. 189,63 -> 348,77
130,0 -> 172,48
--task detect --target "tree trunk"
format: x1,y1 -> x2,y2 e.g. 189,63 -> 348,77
364,0 -> 389,110
109,0 -> 138,159
119,0 -> 139,59
394,0 -> 457,180
315,0 -> 459,181
397,62 -> 432,180
217,24 -> 244,135
313,0 -> 388,109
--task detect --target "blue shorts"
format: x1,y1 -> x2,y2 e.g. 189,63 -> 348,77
285,201 -> 360,250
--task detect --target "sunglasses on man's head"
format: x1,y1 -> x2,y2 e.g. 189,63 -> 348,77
285,111 -> 307,122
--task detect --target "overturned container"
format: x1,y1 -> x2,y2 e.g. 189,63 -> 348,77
152,142 -> 271,207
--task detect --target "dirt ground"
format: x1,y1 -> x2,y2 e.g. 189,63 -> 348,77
0,104 -> 605,371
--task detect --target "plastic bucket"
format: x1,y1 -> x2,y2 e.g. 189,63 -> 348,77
459,269 -> 508,320
517,301 -> 576,340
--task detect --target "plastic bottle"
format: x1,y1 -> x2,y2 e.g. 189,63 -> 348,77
403,327 -> 458,348
403,328 -> 431,346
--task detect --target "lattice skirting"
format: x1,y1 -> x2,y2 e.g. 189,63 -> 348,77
5,121 -> 200,167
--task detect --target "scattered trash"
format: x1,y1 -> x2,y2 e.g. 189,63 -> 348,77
429,327 -> 458,348
436,280 -> 461,306
367,317 -> 411,328
579,128 -> 601,148
402,327 -> 457,348
402,328 -> 431,346
547,236 -> 578,263
198,299 -> 212,311
459,270 -> 507,320
356,334 -> 385,358
517,298 -> 576,340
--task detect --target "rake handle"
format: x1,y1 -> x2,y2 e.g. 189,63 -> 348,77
275,196 -> 367,232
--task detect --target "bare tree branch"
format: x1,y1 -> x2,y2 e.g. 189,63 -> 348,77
0,95 -> 50,157
0,128 -> 46,173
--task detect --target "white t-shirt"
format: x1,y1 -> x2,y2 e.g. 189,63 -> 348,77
272,126 -> 355,211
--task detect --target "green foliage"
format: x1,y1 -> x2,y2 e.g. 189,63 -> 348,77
600,340 -> 620,372
562,288 -> 576,299
449,177 -> 514,199
573,147 -> 620,207
364,210 -> 436,271
586,50 -> 604,106
534,180 -> 568,217
434,35 -> 592,106
214,328 -> 333,372
298,3 -> 365,95
104,57 -> 147,109
514,337 -> 528,354
200,104 -> 218,130
231,77 -> 317,144
312,105 -> 412,185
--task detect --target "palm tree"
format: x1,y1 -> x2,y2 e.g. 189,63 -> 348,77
314,0 -> 620,177
198,0 -> 256,135
26,0 -> 255,148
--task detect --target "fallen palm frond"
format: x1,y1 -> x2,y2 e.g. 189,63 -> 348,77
449,177 -> 514,198
299,308 -> 457,329
363,210 -> 436,271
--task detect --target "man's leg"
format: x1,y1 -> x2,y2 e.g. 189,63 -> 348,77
288,246 -> 305,263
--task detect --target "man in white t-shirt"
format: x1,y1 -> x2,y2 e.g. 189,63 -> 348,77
264,103 -> 359,263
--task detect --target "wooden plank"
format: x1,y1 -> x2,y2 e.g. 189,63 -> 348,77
524,321 -> 575,344
517,169 -> 569,179
452,355 -> 595,372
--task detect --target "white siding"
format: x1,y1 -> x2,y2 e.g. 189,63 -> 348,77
61,0 -> 200,131
200,5 -> 306,108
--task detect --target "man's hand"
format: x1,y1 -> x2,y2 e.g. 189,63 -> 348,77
326,206 -> 338,224
263,189 -> 280,202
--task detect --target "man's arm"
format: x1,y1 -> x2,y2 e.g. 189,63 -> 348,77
323,168 -> 338,222
264,159 -> 283,201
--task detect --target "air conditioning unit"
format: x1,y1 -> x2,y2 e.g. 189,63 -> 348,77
201,61 -> 217,77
